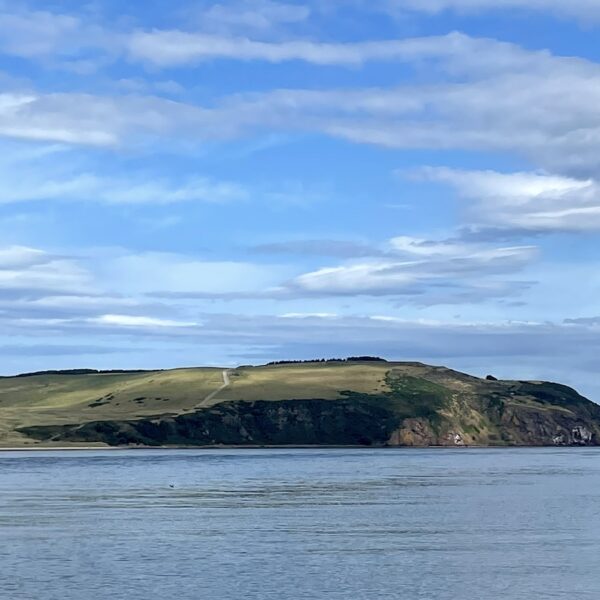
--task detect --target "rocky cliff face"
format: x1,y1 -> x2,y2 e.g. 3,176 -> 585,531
15,363 -> 600,447
20,379 -> 600,447
21,398 -> 399,447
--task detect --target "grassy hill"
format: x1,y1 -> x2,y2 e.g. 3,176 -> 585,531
2,359 -> 599,448
0,368 -> 223,446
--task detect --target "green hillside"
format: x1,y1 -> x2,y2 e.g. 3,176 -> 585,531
0,368 -> 223,446
2,359 -> 599,448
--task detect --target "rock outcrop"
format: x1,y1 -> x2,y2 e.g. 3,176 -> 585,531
15,363 -> 600,448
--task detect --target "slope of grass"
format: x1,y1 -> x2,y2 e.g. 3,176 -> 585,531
221,361 -> 392,402
0,368 -> 224,446
2,360 -> 597,447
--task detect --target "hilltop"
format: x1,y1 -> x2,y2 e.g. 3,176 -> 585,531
1,359 -> 598,448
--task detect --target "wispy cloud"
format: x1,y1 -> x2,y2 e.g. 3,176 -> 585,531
0,171 -> 247,205
0,245 -> 59,269
0,141 -> 247,204
126,30 -> 488,67
412,167 -> 600,232
253,239 -> 379,258
0,8 -> 83,58
90,314 -> 199,328
383,0 -> 600,22
0,92 -> 222,146
0,29 -> 598,185
0,5 -> 117,72
286,239 -> 537,301
195,0 -> 311,34
0,246 -> 94,298
2,31 -> 598,185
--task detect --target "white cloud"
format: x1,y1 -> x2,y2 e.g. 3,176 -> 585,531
0,246 -> 93,297
0,93 -> 120,145
287,237 -> 537,299
0,9 -> 81,58
2,31 -> 600,182
0,91 -> 223,146
0,3 -> 302,72
126,29 -> 500,68
387,0 -> 600,21
0,245 -> 55,269
280,312 -> 338,318
414,167 -> 600,232
0,6 -> 117,73
0,6 -> 561,73
0,1 -> 595,80
416,167 -> 591,200
91,314 -> 199,328
198,0 -> 310,33
0,236 -> 538,339
312,65 -> 600,175
0,140 -> 247,205
0,244 -> 289,327
0,171 -> 246,205
136,235 -> 539,304
292,262 -> 417,294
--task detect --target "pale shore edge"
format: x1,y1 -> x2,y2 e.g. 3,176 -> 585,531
0,444 -> 598,452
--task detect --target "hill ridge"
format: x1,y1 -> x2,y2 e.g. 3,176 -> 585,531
0,360 -> 597,448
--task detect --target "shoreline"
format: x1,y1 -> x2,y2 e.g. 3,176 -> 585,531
0,443 -> 598,452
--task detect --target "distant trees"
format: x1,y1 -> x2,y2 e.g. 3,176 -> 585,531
14,369 -> 153,378
266,356 -> 387,366
267,359 -> 340,366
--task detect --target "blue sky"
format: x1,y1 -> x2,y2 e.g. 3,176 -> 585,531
2,0 -> 600,398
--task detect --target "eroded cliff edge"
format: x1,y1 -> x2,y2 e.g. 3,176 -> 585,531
18,368 -> 600,447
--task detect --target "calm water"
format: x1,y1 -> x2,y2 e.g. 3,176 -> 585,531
1,448 -> 600,600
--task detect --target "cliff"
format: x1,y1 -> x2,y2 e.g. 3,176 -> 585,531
9,361 -> 600,447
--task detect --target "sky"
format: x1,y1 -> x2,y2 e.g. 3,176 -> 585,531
2,1 -> 600,398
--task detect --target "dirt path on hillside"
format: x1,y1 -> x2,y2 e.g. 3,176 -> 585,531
197,370 -> 231,408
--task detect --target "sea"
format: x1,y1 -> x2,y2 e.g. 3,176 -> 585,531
1,448 -> 599,599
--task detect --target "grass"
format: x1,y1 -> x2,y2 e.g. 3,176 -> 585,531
222,362 -> 392,402
386,374 -> 452,418
0,368 -> 224,446
0,361 -> 409,445
0,359 -> 594,447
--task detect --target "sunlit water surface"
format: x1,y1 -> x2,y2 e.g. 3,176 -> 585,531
1,448 -> 599,599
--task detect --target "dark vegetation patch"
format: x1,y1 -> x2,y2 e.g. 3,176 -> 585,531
266,356 -> 387,366
463,424 -> 480,435
88,400 -> 110,408
88,393 -> 114,408
385,373 -> 451,423
484,394 -> 506,417
8,369 -> 157,378
19,398 -> 402,447
516,382 -> 597,411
